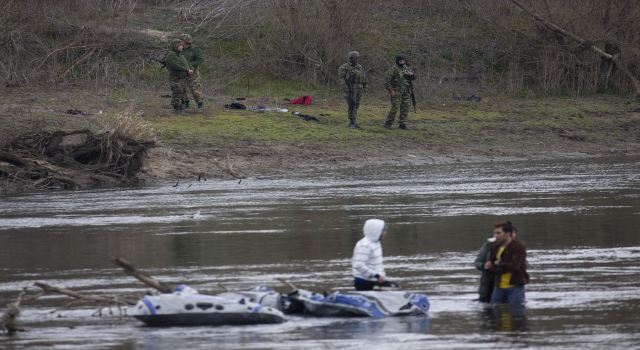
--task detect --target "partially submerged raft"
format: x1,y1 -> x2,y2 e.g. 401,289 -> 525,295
219,286 -> 430,318
131,286 -> 286,326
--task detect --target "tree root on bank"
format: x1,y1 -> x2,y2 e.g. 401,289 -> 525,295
1,128 -> 157,192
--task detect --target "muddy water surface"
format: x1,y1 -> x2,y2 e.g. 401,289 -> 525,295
1,157 -> 640,349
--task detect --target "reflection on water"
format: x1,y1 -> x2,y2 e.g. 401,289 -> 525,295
481,304 -> 527,333
0,157 -> 639,349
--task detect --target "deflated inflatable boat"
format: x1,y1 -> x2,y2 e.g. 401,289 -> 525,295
132,285 -> 286,326
289,289 -> 430,317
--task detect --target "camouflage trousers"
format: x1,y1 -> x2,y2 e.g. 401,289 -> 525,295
169,74 -> 187,108
385,89 -> 411,125
182,70 -> 204,104
344,88 -> 363,120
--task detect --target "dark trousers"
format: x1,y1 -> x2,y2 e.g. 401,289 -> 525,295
479,283 -> 495,303
354,280 -> 400,291
354,280 -> 378,291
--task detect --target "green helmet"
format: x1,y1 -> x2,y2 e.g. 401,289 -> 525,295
179,34 -> 192,44
170,39 -> 183,50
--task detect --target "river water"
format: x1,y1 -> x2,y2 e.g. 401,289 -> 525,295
1,157 -> 639,349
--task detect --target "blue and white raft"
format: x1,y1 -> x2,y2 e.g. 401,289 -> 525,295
217,286 -> 297,313
288,289 -> 430,317
131,285 -> 286,326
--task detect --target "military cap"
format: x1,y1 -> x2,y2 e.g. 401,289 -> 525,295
179,34 -> 192,44
170,39 -> 183,50
348,51 -> 360,58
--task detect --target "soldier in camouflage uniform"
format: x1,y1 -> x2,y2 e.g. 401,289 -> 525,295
338,51 -> 368,128
384,55 -> 416,130
179,34 -> 205,109
166,39 -> 193,115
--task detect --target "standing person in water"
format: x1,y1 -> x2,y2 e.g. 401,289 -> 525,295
484,221 -> 530,304
352,219 -> 399,291
474,233 -> 497,303
475,225 -> 526,302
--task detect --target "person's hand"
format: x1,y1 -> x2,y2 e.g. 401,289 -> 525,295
406,71 -> 414,76
390,90 -> 396,97
484,261 -> 492,270
188,69 -> 194,75
494,260 -> 500,266
377,276 -> 386,283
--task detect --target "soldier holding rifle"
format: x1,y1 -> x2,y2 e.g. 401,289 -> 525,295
384,55 -> 416,130
338,51 -> 368,129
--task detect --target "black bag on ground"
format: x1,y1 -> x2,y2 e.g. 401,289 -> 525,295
224,103 -> 246,109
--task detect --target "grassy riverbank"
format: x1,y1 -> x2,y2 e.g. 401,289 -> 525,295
2,86 -> 639,184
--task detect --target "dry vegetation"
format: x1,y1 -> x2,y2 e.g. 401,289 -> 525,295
0,0 -> 639,192
0,0 -> 638,97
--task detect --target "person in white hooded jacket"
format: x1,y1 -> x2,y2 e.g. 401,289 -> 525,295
352,218 -> 397,291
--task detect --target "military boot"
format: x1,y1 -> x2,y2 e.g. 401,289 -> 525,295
173,106 -> 185,115
184,101 -> 190,109
197,102 -> 204,109
352,118 -> 361,129
348,119 -> 356,128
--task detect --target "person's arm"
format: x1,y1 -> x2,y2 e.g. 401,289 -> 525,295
474,242 -> 490,271
485,245 -> 498,272
338,65 -> 349,93
191,47 -> 204,69
384,68 -> 395,96
498,244 -> 526,272
352,243 -> 379,280
166,52 -> 190,72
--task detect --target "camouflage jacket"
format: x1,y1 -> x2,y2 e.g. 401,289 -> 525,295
181,45 -> 204,70
384,64 -> 416,92
338,61 -> 368,89
165,50 -> 191,77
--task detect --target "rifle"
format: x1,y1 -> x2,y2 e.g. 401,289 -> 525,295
345,70 -> 356,116
408,69 -> 417,113
148,54 -> 167,70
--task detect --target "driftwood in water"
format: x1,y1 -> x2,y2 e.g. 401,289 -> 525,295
34,282 -> 134,316
112,256 -> 173,293
0,288 -> 28,333
277,278 -> 298,291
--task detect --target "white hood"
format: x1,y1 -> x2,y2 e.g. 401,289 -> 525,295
363,219 -> 386,242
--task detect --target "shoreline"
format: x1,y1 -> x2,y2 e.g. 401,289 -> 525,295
138,142 -> 639,184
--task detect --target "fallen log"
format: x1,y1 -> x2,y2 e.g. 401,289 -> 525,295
112,256 -> 173,293
0,150 -> 81,189
34,282 -> 134,316
0,150 -> 33,167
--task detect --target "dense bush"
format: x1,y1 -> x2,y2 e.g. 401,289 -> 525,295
1,0 -> 638,98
